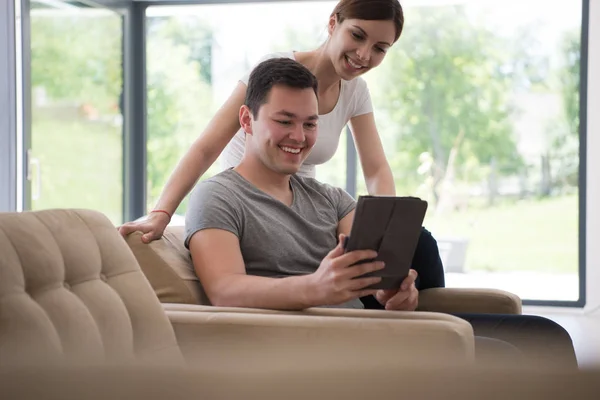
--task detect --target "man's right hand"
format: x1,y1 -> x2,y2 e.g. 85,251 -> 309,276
118,211 -> 171,244
306,234 -> 384,307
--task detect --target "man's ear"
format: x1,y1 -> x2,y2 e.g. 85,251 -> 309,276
327,15 -> 337,36
239,105 -> 253,135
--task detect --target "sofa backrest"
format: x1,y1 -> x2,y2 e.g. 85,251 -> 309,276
126,226 -> 210,305
0,209 -> 184,366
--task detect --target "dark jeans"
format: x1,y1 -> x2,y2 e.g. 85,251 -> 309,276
359,226 -> 444,311
360,227 -> 578,367
362,298 -> 577,366
411,227 -> 446,291
456,313 -> 578,367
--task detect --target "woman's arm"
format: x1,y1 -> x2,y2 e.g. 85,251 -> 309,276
155,82 -> 247,214
118,82 -> 247,242
348,112 -> 396,196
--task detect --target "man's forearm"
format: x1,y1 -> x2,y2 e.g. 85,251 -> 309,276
207,273 -> 317,310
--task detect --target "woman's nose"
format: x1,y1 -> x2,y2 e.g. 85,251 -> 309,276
356,45 -> 370,62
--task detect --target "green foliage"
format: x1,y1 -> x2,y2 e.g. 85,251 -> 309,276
147,17 -> 214,84
30,14 -> 122,113
145,19 -> 215,214
371,6 -> 523,192
560,29 -> 581,136
31,113 -> 123,225
29,11 -> 124,224
545,29 -> 581,188
427,194 -> 578,274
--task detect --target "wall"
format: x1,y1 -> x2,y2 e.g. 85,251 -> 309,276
585,0 -> 600,315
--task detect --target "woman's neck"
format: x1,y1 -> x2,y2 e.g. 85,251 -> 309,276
295,45 -> 341,93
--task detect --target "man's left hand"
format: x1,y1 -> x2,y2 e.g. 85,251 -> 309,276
375,269 -> 419,311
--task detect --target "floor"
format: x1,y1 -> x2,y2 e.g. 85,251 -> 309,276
524,306 -> 600,369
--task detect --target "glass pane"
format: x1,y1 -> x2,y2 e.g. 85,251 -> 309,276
145,2 -> 341,217
147,0 -> 582,302
358,0 -> 582,301
30,2 -> 123,225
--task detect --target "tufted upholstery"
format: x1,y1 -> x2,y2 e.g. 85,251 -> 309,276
126,227 -> 211,305
0,209 -> 184,366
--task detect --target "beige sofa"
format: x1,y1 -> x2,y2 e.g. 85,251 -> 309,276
0,208 -> 479,372
3,209 -> 599,399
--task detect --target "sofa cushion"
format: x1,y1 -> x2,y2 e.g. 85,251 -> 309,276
0,209 -> 184,366
125,227 -> 210,305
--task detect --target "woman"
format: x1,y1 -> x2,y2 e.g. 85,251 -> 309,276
120,0 -> 443,290
120,0 -> 444,288
121,0 -> 400,235
119,0 -> 444,276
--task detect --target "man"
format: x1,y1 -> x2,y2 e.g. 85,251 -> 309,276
183,58 -> 578,367
184,57 -> 418,311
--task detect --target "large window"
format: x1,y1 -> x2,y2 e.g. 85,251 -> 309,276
29,1 -> 124,225
146,0 -> 583,303
360,1 -> 582,302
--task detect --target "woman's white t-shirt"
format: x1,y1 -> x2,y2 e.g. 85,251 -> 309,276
220,51 -> 374,178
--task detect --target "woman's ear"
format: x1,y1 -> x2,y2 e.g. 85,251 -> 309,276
327,15 -> 337,36
239,105 -> 253,135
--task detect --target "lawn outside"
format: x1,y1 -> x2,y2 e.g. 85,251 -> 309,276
426,194 -> 580,275
31,113 -> 123,226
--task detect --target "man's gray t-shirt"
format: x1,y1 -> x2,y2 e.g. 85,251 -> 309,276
184,169 -> 362,309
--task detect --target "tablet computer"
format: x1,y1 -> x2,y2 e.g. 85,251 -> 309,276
344,196 -> 428,290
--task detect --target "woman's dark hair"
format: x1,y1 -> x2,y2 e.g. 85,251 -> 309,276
245,58 -> 318,118
331,0 -> 404,42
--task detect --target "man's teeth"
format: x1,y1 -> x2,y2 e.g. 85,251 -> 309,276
280,146 -> 301,154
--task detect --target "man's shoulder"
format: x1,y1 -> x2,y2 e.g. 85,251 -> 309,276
292,174 -> 329,190
199,169 -> 238,186
292,175 -> 347,198
192,170 -> 241,200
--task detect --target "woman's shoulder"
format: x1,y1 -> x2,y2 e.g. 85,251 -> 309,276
341,77 -> 373,117
342,76 -> 370,95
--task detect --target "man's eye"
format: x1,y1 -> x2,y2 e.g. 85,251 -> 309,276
304,123 -> 317,130
276,120 -> 292,125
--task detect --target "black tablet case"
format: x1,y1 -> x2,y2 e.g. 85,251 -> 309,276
344,196 -> 428,290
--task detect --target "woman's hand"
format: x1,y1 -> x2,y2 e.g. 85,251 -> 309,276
118,211 -> 171,244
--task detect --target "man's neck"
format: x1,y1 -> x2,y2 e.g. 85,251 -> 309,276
234,158 -> 293,204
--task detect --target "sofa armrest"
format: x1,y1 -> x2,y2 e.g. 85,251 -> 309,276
417,288 -> 522,315
166,309 -> 474,373
162,303 -> 468,324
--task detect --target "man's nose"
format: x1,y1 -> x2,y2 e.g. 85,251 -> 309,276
288,124 -> 305,142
